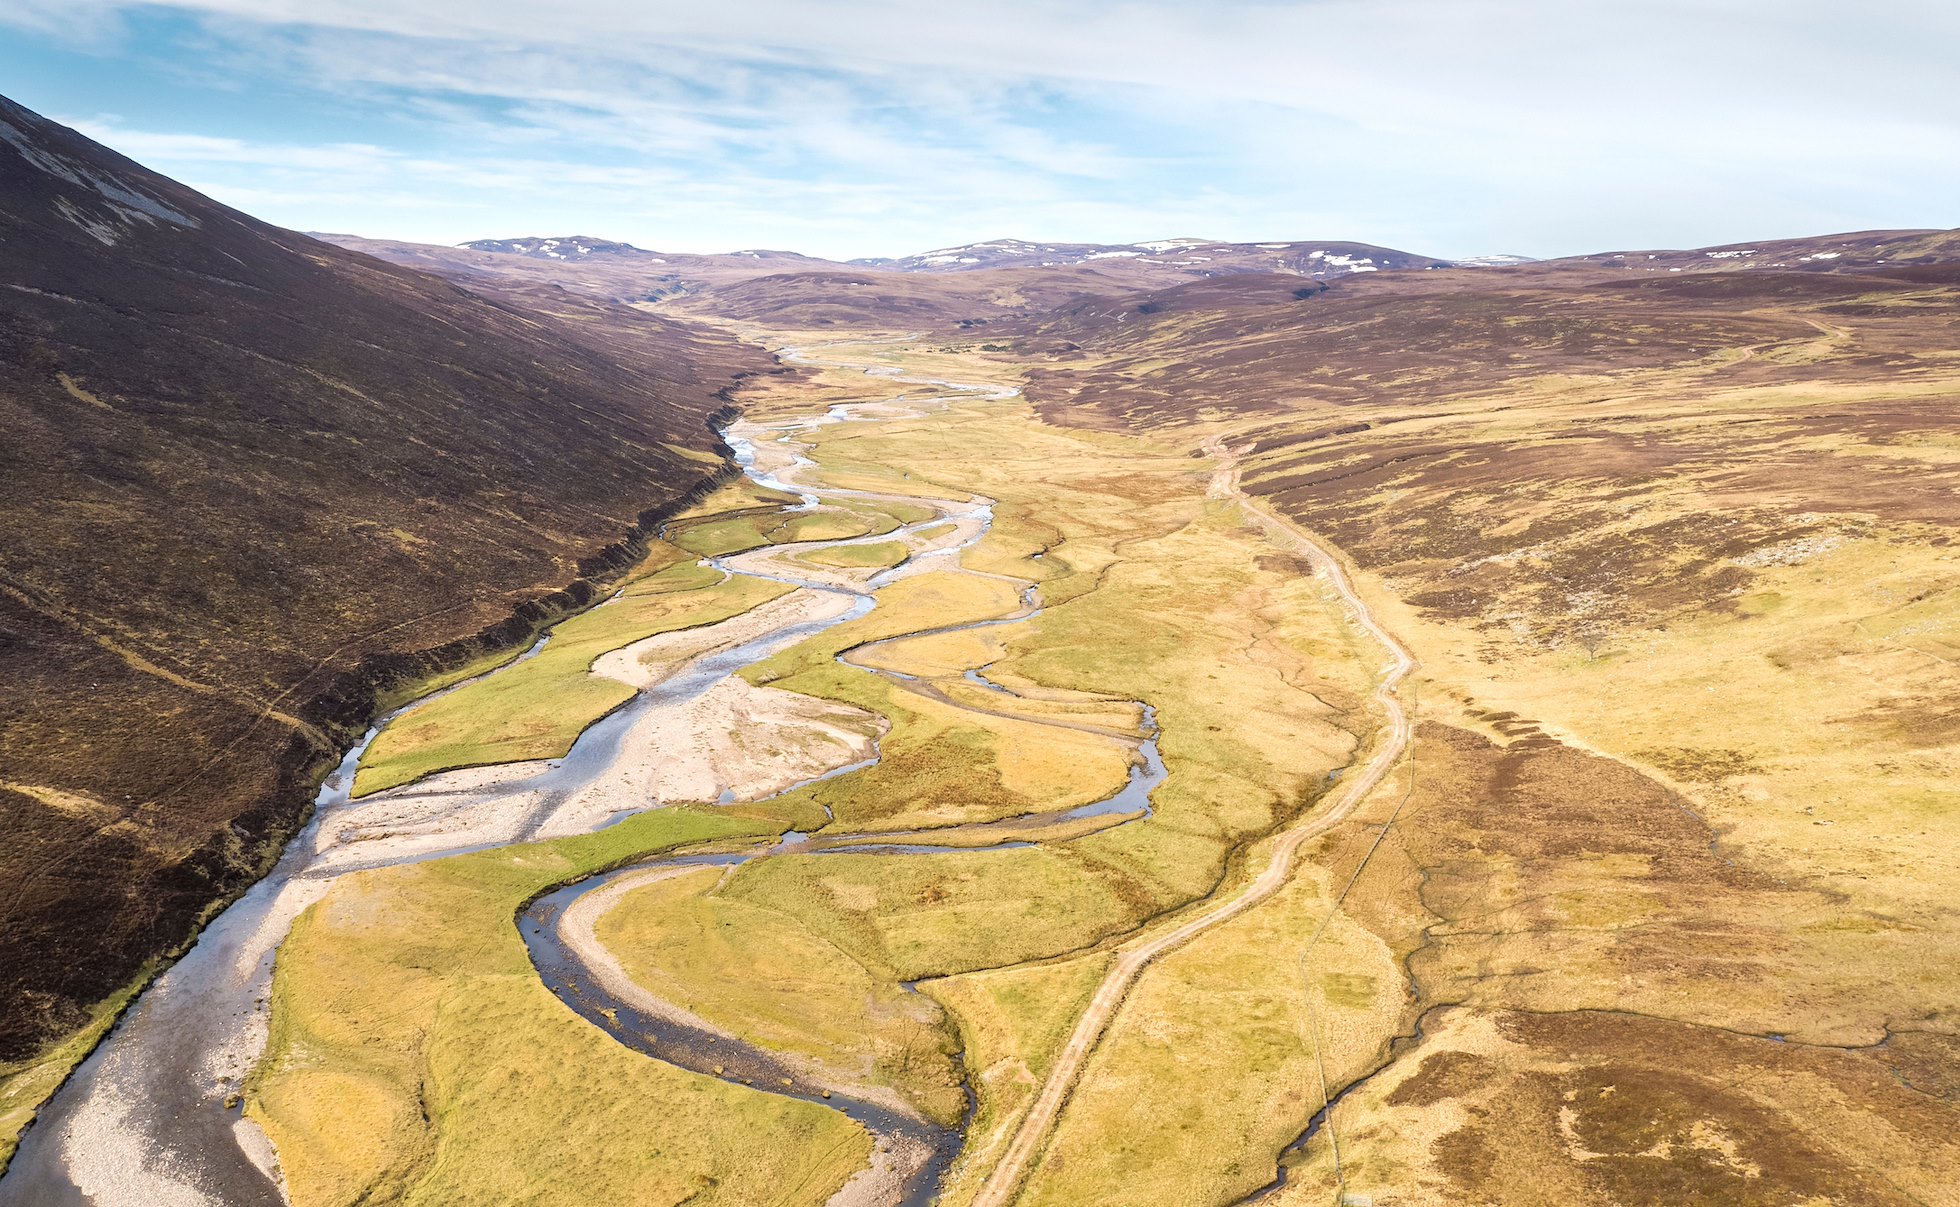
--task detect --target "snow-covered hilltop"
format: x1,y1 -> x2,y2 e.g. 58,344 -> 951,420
852,236 -> 1445,277
460,235 -> 650,260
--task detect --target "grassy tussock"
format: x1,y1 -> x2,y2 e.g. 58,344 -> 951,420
793,540 -> 910,569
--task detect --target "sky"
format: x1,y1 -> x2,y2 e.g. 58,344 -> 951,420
1,0 -> 1956,261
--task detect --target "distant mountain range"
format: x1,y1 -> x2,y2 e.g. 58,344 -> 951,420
1557,229 -> 1960,274
415,233 -> 1459,283
459,234 -> 837,269
435,228 -> 1960,280
319,232 -> 1460,327
320,225 -> 1960,336
849,237 -> 1449,275
452,233 -> 1454,276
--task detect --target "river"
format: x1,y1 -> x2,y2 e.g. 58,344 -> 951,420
0,355 -> 1164,1207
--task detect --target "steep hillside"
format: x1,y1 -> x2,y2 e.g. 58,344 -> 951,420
0,95 -> 771,1060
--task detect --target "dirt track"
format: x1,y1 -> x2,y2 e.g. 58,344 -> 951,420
968,436 -> 1418,1207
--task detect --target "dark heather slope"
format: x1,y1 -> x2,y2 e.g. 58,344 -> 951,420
0,95 -> 772,1058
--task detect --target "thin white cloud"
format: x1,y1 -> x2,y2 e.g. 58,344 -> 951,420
66,121 -> 400,172
8,0 -> 1957,257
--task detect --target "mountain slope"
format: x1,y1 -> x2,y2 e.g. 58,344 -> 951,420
1548,227 -> 1960,274
0,95 -> 770,1060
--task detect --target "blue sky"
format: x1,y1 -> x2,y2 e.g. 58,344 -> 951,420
3,0 -> 1956,260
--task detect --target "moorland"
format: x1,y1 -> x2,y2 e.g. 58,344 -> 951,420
5,83 -> 1960,1206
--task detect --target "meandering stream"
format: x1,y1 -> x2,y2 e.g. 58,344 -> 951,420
0,354 -> 1165,1207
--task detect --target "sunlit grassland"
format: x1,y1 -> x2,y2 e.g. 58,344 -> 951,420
356,557 -> 794,795
920,954 -> 1111,1203
963,509 -> 1078,595
248,805 -> 870,1207
1014,829 -> 1406,1207
669,511 -> 774,556
712,373 -> 1394,1202
1387,528 -> 1960,1044
361,544 -> 698,716
706,385 -> 1378,1052
1238,357 -> 1960,1046
839,340 -> 1035,390
791,539 -> 909,569
791,507 -> 901,542
738,569 -> 1137,832
592,865 -> 968,1122
856,625 -> 1145,734
852,496 -> 942,526
934,678 -> 1144,735
672,476 -> 800,519
668,504 -> 901,555
256,339 -> 1400,1206
853,625 -> 1012,679
710,295 -> 1960,1198
717,335 -> 941,421
369,644 -> 531,715
1058,280 -> 1960,1199
807,457 -> 975,501
668,492 -> 899,556
1160,310 -> 1960,1198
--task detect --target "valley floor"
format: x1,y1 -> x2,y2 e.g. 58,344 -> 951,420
11,330 -> 1957,1207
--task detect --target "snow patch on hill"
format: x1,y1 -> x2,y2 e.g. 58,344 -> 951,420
0,104 -> 198,245
462,236 -> 645,260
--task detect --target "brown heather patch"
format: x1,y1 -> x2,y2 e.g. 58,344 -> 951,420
1426,1030 -> 1917,1206
1278,715 -> 1960,1203
1305,1006 -> 1960,1207
1632,746 -> 1765,783
1377,721 -> 1948,1038
1384,1050 -> 1500,1108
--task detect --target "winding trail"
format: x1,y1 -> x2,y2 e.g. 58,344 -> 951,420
967,436 -> 1417,1207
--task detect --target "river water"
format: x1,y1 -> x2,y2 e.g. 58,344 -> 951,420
1,363 -> 1165,1207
